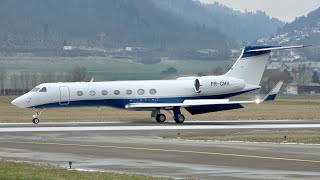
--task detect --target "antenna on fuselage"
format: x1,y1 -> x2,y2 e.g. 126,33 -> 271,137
90,77 -> 94,82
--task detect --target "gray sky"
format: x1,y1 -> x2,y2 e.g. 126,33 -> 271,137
199,0 -> 320,22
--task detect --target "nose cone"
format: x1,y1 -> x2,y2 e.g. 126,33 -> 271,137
11,96 -> 29,108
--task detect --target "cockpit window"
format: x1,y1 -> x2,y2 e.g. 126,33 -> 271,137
30,87 -> 40,92
39,87 -> 47,92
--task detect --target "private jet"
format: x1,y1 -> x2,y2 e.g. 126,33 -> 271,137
11,45 -> 309,124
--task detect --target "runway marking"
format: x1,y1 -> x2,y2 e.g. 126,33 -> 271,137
0,140 -> 320,164
1,124 -> 320,132
0,121 -> 125,126
0,120 -> 305,126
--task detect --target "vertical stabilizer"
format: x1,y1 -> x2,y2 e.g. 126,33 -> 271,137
225,45 -> 309,86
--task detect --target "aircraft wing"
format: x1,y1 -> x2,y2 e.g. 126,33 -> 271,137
126,81 -> 283,114
126,99 -> 256,109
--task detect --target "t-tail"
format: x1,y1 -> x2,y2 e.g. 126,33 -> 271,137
225,45 -> 310,86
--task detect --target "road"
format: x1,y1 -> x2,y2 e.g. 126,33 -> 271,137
0,120 -> 319,179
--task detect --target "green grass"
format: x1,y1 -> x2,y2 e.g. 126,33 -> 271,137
1,95 -> 320,122
0,57 -> 233,81
169,130 -> 320,144
0,161 -> 173,180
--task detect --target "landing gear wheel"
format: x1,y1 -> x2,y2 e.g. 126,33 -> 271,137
156,114 -> 166,123
32,118 -> 40,124
32,109 -> 43,124
174,114 -> 185,123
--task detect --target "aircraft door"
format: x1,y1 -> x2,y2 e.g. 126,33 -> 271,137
59,86 -> 70,105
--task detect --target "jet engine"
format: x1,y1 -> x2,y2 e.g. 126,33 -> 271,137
194,76 -> 246,95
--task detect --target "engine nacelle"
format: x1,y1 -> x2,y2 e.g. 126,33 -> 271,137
194,76 -> 246,95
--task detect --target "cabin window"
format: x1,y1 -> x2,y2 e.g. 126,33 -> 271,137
77,91 -> 83,96
30,87 -> 40,92
39,87 -> 47,92
149,89 -> 157,95
137,89 -> 145,95
89,90 -> 96,96
102,90 -> 108,95
126,89 -> 132,95
114,90 -> 120,95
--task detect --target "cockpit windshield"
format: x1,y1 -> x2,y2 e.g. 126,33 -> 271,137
29,87 -> 41,92
39,87 -> 47,92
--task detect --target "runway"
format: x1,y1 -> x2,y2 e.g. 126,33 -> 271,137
0,120 -> 320,179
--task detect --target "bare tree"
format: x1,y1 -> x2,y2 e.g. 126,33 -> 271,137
19,72 -> 26,91
260,69 -> 291,93
292,63 -> 309,85
24,72 -> 31,90
10,73 -> 19,91
212,66 -> 225,75
40,70 -> 57,83
69,66 -> 89,82
31,72 -> 39,88
0,68 -> 6,93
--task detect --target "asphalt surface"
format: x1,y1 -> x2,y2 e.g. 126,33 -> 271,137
0,120 -> 320,179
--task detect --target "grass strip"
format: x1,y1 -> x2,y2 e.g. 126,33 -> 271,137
0,161 -> 173,180
168,130 -> 320,144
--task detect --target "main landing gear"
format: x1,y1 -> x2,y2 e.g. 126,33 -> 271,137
151,108 -> 185,123
32,109 -> 43,124
173,107 -> 185,123
151,109 -> 166,123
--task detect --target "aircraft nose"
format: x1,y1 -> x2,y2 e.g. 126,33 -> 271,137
11,96 -> 29,108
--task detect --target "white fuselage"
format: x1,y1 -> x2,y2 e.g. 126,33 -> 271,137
11,75 -> 258,109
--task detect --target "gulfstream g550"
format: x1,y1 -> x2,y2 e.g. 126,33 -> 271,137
11,45 -> 308,124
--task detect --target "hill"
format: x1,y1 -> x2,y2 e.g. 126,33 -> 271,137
152,0 -> 284,41
257,7 -> 320,60
0,0 -> 229,55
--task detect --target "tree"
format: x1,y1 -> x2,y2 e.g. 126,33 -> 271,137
260,69 -> 292,93
312,71 -> 319,83
197,72 -> 209,76
0,68 -> 6,93
292,64 -> 309,84
19,72 -> 32,91
63,39 -> 68,46
10,73 -> 19,91
31,72 -> 39,88
212,67 -> 225,75
69,66 -> 89,82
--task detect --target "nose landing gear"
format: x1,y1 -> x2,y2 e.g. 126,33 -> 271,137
32,109 -> 43,124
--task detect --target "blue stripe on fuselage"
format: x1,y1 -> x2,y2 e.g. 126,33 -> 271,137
32,88 -> 259,109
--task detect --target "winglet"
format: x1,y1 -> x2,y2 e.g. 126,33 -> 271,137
263,81 -> 283,101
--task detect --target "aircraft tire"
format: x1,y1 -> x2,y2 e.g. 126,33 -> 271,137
174,114 -> 185,123
32,118 -> 40,124
156,114 -> 166,123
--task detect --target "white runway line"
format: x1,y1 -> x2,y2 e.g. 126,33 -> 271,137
0,120 -> 306,126
0,124 -> 320,132
0,121 -> 125,126
186,120 -> 306,123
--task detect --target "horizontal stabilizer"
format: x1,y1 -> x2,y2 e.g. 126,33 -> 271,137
246,45 -> 311,52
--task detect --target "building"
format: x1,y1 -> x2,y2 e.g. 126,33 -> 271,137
285,83 -> 298,95
285,83 -> 320,95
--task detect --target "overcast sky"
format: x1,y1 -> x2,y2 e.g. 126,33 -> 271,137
199,0 -> 320,22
